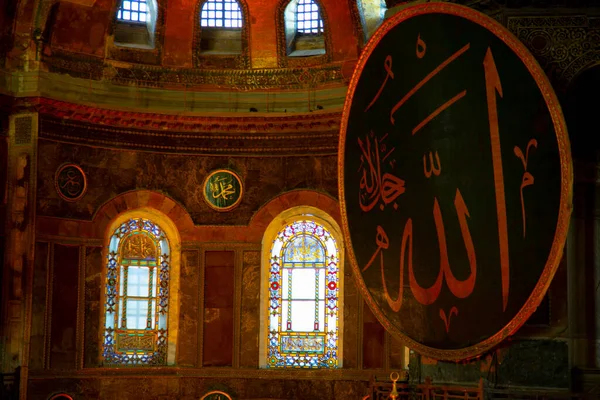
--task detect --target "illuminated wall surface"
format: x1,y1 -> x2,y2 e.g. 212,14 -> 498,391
0,0 -> 599,399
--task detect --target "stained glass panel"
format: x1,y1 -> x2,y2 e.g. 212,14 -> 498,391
103,218 -> 170,366
267,220 -> 339,368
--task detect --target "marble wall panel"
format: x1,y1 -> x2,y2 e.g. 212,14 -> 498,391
36,141 -> 338,226
343,264 -> 359,369
84,246 -> 102,368
203,251 -> 235,367
240,250 -> 260,368
29,241 -> 48,370
49,244 -> 79,369
178,249 -> 200,367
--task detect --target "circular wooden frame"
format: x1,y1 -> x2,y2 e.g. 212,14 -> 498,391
338,2 -> 572,360
54,163 -> 87,202
200,390 -> 233,400
202,169 -> 244,212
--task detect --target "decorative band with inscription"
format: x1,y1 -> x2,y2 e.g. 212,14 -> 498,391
339,3 -> 572,360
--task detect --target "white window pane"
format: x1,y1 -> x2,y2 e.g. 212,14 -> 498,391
232,2 -> 239,10
270,312 -> 279,331
216,2 -> 222,9
131,2 -> 138,11
318,269 -> 325,299
209,10 -> 214,18
282,300 -> 289,330
225,2 -> 231,10
299,5 -> 304,12
208,2 -> 214,9
225,11 -> 230,18
225,19 -> 231,27
291,268 -> 317,300
139,13 -> 146,22
117,10 -> 122,19
318,300 -> 325,332
312,11 -> 317,20
139,3 -> 146,11
123,1 -> 131,10
298,21 -> 304,30
126,299 -> 147,329
151,299 -> 156,328
208,19 -> 215,26
118,298 -> 124,327
312,4 -> 318,11
123,11 -> 130,19
152,268 -> 157,297
291,301 -> 316,332
216,11 -> 222,18
282,269 -> 290,299
312,20 -> 317,28
131,11 -> 138,21
216,19 -> 223,27
127,266 -> 149,297
119,266 -> 125,296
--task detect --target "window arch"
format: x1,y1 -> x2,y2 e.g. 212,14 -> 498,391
260,206 -> 344,368
282,0 -> 326,57
196,0 -> 244,55
200,0 -> 242,28
103,209 -> 180,366
114,0 -> 159,48
356,0 -> 386,42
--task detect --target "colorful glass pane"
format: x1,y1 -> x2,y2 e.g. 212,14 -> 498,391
267,220 -> 339,368
103,218 -> 170,366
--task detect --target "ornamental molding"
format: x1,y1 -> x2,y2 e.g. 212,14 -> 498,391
42,49 -> 346,91
507,14 -> 600,89
37,98 -> 342,155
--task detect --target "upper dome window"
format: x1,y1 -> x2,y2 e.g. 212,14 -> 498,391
200,0 -> 243,28
296,0 -> 323,35
282,0 -> 326,58
113,0 -> 158,49
117,0 -> 149,23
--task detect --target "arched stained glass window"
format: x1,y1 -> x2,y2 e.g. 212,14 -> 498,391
267,220 -> 339,368
200,0 -> 243,28
103,218 -> 170,365
117,0 -> 149,22
296,0 -> 323,34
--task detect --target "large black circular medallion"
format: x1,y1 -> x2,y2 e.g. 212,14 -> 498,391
55,164 -> 87,202
339,3 -> 571,360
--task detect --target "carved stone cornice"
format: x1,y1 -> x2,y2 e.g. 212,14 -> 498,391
42,48 -> 346,91
37,98 -> 341,155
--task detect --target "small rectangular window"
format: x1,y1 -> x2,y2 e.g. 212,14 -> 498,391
200,0 -> 244,29
116,0 -> 149,23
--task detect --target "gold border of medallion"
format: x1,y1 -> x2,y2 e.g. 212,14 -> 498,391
200,390 -> 233,400
54,163 -> 87,202
338,2 -> 572,361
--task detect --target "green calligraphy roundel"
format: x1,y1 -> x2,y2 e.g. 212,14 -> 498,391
339,3 -> 571,360
203,169 -> 243,212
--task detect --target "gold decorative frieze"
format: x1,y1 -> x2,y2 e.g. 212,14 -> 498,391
42,49 -> 345,91
507,15 -> 600,88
